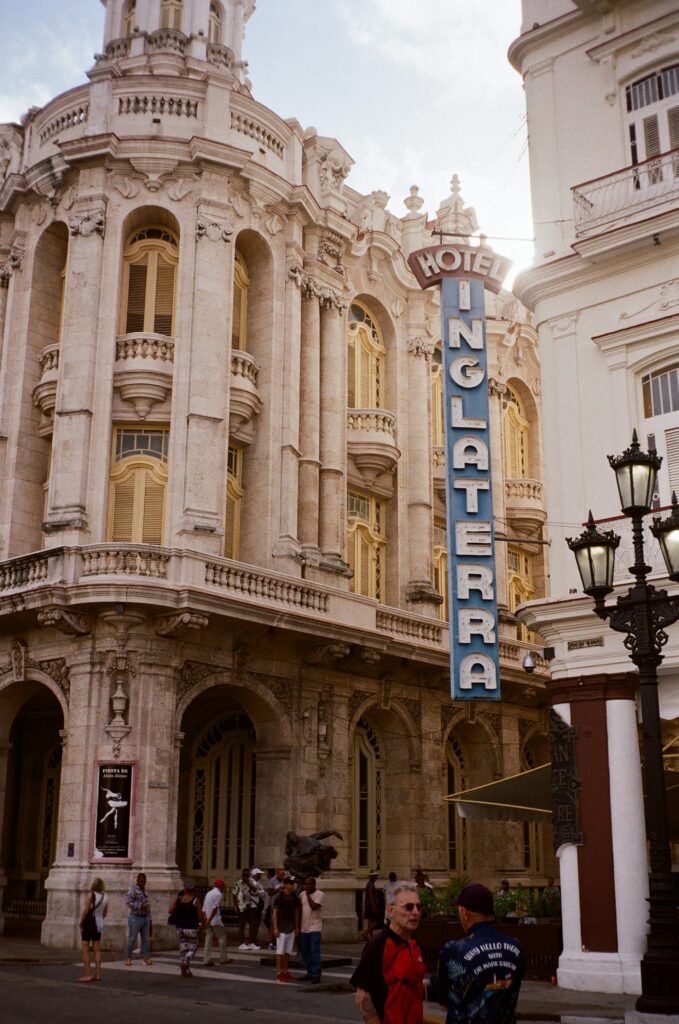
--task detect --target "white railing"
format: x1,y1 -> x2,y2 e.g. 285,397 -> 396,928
230,350 -> 258,385
116,334 -> 175,363
347,409 -> 396,439
573,148 -> 679,237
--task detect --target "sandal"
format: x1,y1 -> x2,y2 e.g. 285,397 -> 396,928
124,960 -> 132,966
77,976 -> 93,983
144,959 -> 153,965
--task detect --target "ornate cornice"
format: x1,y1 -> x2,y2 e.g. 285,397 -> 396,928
155,612 -> 209,638
548,671 -> 637,706
38,606 -> 92,636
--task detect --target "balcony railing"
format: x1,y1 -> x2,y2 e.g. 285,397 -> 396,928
572,147 -> 679,238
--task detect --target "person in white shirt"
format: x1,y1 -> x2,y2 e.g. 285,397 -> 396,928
202,879 -> 231,965
299,875 -> 324,984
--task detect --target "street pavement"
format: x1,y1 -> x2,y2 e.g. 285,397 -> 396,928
0,936 -> 635,1024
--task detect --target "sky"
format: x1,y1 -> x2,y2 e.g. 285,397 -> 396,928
0,0 -> 533,277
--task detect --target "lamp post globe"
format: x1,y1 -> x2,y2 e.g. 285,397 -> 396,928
607,428 -> 661,516
652,492 -> 679,582
566,511 -> 619,601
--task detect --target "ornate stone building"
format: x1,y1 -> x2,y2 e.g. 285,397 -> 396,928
0,0 -> 550,947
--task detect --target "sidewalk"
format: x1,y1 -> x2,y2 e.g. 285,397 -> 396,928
0,934 -> 635,1020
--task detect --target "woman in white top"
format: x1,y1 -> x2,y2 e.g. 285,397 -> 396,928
78,877 -> 109,982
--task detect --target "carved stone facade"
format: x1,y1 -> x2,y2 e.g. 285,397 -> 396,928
0,0 -> 550,949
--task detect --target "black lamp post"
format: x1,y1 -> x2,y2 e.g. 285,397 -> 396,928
567,430 -> 679,1015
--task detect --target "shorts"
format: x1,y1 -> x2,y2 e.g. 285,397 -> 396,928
276,931 -> 296,955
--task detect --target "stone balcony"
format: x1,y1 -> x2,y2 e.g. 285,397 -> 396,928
347,408 -> 400,484
32,344 -> 60,435
113,333 -> 174,419
572,148 -> 679,239
432,446 -> 446,500
505,477 -> 546,533
0,544 -> 549,685
229,350 -> 262,442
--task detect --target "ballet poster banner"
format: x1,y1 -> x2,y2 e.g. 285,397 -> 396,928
93,763 -> 133,860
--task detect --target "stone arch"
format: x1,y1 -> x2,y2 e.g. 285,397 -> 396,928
520,723 -> 549,767
504,376 -> 541,479
348,695 -> 419,768
0,674 -> 65,932
442,710 -> 502,780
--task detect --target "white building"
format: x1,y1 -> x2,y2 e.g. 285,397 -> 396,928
511,0 -> 679,997
0,0 -> 551,949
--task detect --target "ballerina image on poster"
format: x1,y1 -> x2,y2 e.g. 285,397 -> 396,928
99,787 -> 128,830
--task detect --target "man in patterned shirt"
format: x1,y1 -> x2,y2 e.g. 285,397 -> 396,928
429,883 -> 524,1024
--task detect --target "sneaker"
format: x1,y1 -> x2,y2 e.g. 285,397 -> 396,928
298,974 -> 313,982
310,977 -> 321,984
238,943 -> 249,951
283,971 -> 297,982
276,973 -> 287,984
247,944 -> 260,951
266,942 -> 275,950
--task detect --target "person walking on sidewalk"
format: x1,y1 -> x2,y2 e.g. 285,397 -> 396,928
299,875 -> 324,983
169,879 -> 204,977
428,883 -> 524,1024
202,878 -> 232,965
272,875 -> 301,983
124,872 -> 153,967
78,877 -> 108,983
351,881 -> 425,1023
361,871 -> 381,941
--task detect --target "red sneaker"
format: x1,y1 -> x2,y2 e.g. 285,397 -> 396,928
283,972 -> 297,982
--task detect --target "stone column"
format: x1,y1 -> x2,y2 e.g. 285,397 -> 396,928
297,283 -> 321,556
405,333 -> 441,612
44,200 -> 107,545
549,672 -> 646,995
273,255 -> 303,570
0,271 -> 9,370
0,742 -> 10,934
319,296 -> 348,568
179,206 -> 232,552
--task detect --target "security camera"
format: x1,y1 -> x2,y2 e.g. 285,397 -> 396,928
522,652 -> 536,674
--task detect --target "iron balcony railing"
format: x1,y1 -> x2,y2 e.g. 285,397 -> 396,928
572,147 -> 679,238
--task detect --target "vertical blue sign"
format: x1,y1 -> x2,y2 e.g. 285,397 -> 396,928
441,277 -> 500,700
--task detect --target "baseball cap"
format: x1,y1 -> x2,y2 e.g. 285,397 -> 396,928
283,875 -> 295,884
250,867 -> 263,876
213,878 -> 225,887
453,883 -> 494,916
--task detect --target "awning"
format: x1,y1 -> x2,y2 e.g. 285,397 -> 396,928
445,764 -> 679,838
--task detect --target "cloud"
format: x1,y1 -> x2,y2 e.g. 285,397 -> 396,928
337,0 -> 520,95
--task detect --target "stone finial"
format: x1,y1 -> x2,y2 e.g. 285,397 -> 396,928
434,174 -> 479,240
404,185 -> 424,217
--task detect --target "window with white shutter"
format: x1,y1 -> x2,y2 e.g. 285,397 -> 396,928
626,63 -> 679,176
347,490 -> 386,601
120,228 -> 178,337
108,427 -> 169,544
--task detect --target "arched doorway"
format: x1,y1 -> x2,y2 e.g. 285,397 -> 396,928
0,686 -> 64,934
177,691 -> 257,885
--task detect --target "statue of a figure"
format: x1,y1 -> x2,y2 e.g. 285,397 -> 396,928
283,830 -> 343,881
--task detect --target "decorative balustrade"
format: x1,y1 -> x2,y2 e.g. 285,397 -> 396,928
499,638 -> 546,672
505,479 -> 543,501
116,334 -> 175,363
82,547 -> 169,578
39,103 -> 89,144
230,111 -> 285,157
207,42 -> 234,69
376,610 -> 443,644
230,350 -> 258,385
33,344 -> 60,428
347,409 -> 396,438
205,562 -> 329,613
103,38 -> 131,61
0,553 -> 50,591
146,28 -> 187,54
118,94 -> 198,118
573,148 -> 679,237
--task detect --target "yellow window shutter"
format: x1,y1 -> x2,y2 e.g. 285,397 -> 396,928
126,262 -> 148,333
141,473 -> 165,545
347,526 -> 357,591
348,339 -> 356,407
153,258 -> 175,336
359,529 -> 371,596
111,478 -> 136,541
232,282 -> 243,350
359,343 -> 372,407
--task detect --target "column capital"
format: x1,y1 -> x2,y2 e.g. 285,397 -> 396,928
548,671 -> 637,705
407,334 -> 436,359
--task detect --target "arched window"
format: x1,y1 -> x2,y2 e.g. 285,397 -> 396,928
160,0 -> 183,30
232,250 -> 249,351
347,490 -> 385,601
507,545 -> 535,642
433,518 -> 448,621
107,427 -> 169,545
503,385 -> 529,480
208,2 -> 223,44
626,64 -> 679,172
521,742 -> 543,875
123,0 -> 136,37
353,718 -> 383,872
40,742 -> 62,871
431,345 -> 445,446
348,302 -> 385,408
446,735 -> 468,873
188,713 -> 256,877
224,445 -> 243,558
120,227 -> 178,337
641,364 -> 679,504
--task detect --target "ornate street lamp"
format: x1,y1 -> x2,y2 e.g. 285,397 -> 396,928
567,433 -> 679,1015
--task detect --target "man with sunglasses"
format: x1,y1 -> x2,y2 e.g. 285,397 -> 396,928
429,883 -> 524,1024
351,881 -> 425,1024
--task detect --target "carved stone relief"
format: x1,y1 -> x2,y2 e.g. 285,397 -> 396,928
69,211 -> 106,238
348,689 -> 375,726
196,218 -> 233,243
37,606 -> 92,636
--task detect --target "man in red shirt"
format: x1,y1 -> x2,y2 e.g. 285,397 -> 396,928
351,882 -> 425,1024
